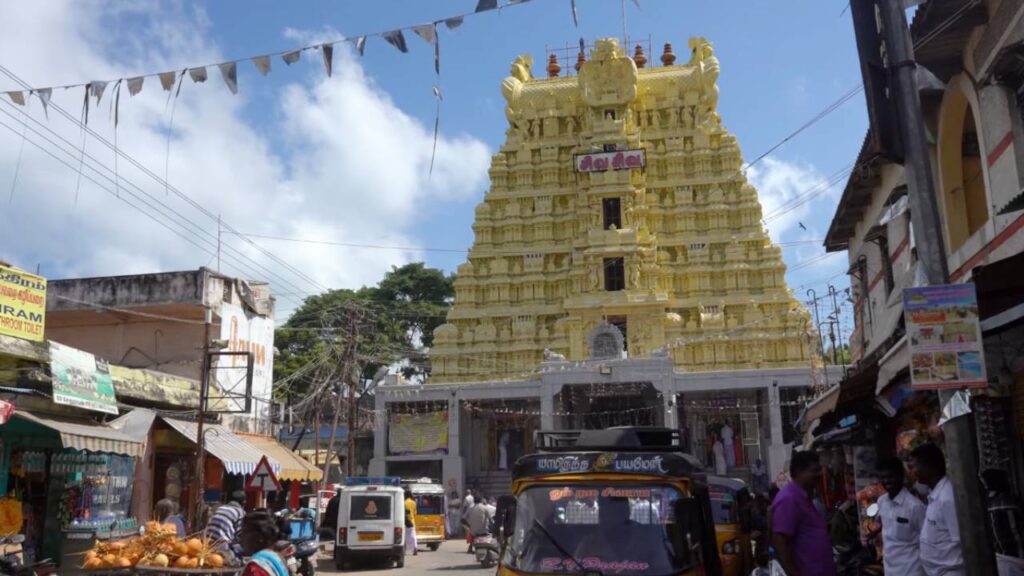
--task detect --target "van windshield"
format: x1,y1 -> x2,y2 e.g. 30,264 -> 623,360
350,495 -> 392,521
502,484 -> 693,576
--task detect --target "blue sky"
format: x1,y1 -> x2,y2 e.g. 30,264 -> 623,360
0,0 -> 865,334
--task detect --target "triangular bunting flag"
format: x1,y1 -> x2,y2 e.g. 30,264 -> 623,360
7,91 -> 25,106
356,36 -> 367,56
159,71 -> 177,91
189,67 -> 208,83
90,80 -> 108,105
383,29 -> 408,53
475,0 -> 498,12
322,43 -> 334,77
34,88 -> 51,118
570,0 -> 579,27
282,50 -> 302,65
412,24 -> 436,45
127,76 -> 144,96
218,61 -> 238,94
252,55 -> 272,76
445,16 -> 464,29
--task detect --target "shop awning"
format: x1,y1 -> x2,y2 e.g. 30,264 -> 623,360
295,449 -> 334,467
797,384 -> 840,433
876,336 -> 909,395
13,411 -> 142,457
238,434 -> 322,482
160,417 -> 278,476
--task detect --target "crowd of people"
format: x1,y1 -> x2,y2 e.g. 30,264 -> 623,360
763,444 -> 984,576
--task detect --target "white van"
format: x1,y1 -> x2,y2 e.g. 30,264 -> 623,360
333,478 -> 406,570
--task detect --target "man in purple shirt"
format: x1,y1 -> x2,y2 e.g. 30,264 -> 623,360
771,450 -> 837,576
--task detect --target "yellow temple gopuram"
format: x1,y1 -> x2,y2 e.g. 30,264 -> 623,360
430,38 -> 812,383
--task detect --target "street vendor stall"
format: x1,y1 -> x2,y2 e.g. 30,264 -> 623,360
0,410 -> 141,567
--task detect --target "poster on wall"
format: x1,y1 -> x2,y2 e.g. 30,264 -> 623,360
388,412 -> 449,455
0,264 -> 46,342
904,284 -> 988,390
49,341 -> 118,414
217,303 -> 274,415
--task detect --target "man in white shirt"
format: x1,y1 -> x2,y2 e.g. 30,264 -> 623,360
911,443 -> 964,576
876,456 -> 926,576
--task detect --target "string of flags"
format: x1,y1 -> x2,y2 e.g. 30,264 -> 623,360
1,0 -> 548,118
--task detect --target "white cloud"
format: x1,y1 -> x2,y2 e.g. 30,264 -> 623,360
0,2 -> 490,315
747,156 -> 831,244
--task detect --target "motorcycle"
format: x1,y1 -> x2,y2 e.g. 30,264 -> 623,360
0,535 -> 55,576
276,508 -> 318,576
473,531 -> 499,568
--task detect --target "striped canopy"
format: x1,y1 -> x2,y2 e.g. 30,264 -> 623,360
161,417 -> 279,476
13,411 -> 142,457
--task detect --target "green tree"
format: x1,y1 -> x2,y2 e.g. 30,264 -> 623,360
273,263 -> 455,399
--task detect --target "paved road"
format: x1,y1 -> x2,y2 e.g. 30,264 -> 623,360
315,540 -> 495,576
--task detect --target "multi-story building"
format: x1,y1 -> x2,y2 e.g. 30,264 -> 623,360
371,38 -> 834,496
822,1 -> 1024,567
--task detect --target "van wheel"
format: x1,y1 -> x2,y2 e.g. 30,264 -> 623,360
395,556 -> 405,569
428,543 -> 440,551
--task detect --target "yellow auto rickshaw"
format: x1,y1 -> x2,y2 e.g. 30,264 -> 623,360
403,478 -> 446,551
707,475 -> 753,576
496,427 -> 723,576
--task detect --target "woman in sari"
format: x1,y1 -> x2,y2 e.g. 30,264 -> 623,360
238,510 -> 290,576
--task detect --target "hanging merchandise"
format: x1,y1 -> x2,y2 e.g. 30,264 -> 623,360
0,497 -> 23,535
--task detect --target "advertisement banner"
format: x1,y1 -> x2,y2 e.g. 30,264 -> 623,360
388,411 -> 448,455
49,341 -> 118,414
574,149 -> 645,173
0,265 -> 46,342
218,303 -> 274,415
904,284 -> 987,390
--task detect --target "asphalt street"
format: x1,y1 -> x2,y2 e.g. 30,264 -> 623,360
315,540 -> 495,576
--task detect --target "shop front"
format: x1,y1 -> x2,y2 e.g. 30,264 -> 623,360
152,417 -> 278,525
0,410 -> 141,567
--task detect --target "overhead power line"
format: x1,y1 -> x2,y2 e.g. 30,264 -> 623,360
0,64 -> 326,297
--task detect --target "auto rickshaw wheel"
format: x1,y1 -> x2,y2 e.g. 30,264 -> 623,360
428,543 -> 440,551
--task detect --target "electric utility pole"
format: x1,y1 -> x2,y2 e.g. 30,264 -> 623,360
877,1 -> 995,572
322,306 -> 360,482
194,307 -> 213,524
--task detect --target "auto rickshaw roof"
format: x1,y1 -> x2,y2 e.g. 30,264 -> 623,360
512,428 -> 705,480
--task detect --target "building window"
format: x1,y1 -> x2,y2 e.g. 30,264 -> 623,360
602,198 -> 622,229
604,109 -> 616,120
879,235 -> 895,296
602,143 -> 618,152
604,258 -> 625,291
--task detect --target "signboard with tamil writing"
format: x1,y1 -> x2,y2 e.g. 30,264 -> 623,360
48,341 -> 118,414
388,411 -> 448,455
0,264 -> 46,342
574,149 -> 645,173
513,451 -> 701,478
904,284 -> 987,390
